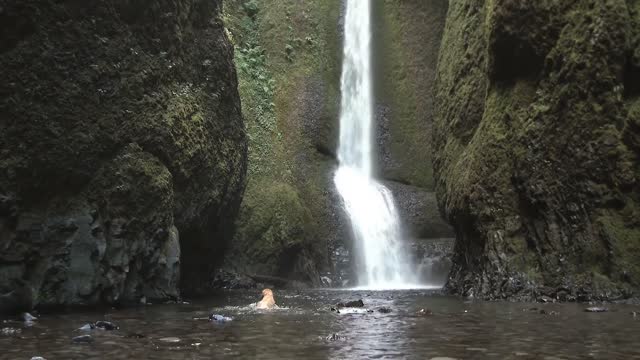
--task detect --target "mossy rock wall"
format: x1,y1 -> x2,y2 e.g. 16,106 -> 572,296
223,0 -> 345,285
372,0 -> 454,247
373,0 -> 449,190
0,0 -> 246,308
434,0 -> 640,301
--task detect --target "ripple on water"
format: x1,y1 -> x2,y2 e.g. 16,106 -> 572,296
1,290 -> 639,359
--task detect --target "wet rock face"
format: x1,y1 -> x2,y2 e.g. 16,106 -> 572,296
0,0 -> 246,309
434,0 -> 640,300
222,0 -> 344,287
373,0 -> 449,190
385,181 -> 453,240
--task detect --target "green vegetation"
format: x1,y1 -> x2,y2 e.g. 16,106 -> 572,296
223,0 -> 341,281
434,0 -> 640,300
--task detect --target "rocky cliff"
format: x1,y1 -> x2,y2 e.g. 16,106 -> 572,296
0,0 -> 246,311
221,0 -> 345,287
372,0 -> 454,282
434,0 -> 640,301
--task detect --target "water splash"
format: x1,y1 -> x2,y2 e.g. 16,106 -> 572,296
334,0 -> 417,289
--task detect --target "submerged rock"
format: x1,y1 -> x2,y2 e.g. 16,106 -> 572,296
377,307 -> 393,313
72,335 -> 93,344
94,321 -> 118,331
78,324 -> 94,331
79,320 -> 119,331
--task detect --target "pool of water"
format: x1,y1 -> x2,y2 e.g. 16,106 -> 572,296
2,289 -> 639,359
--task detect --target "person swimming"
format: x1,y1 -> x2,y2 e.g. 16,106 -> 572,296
255,288 -> 277,309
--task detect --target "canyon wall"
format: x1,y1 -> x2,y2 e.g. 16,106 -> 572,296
0,0 -> 246,310
221,0 -> 347,287
434,0 -> 640,301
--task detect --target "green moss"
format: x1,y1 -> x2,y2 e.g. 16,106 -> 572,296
223,0 -> 341,278
373,1 -> 448,189
434,0 -> 640,299
598,207 -> 640,286
230,180 -> 315,275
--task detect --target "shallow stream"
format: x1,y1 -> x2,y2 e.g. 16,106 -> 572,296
2,290 -> 639,359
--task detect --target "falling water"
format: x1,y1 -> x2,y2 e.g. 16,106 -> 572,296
334,0 -> 417,289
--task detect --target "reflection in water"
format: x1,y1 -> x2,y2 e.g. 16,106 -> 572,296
1,290 -> 639,359
328,293 -> 409,359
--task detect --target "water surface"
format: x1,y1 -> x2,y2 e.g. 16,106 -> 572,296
2,290 -> 639,359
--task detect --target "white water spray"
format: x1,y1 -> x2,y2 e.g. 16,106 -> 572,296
334,0 -> 417,289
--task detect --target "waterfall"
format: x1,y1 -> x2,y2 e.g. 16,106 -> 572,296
334,0 -> 417,289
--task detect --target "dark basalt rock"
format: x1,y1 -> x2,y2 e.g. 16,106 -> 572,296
0,0 -> 247,307
0,285 -> 33,315
94,321 -> 118,331
336,299 -> 364,308
538,296 -> 554,304
325,333 -> 347,341
211,270 -> 256,290
79,321 -> 118,331
72,335 -> 93,344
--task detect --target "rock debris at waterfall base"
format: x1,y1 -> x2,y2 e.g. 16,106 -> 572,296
336,299 -> 365,308
78,321 -> 119,331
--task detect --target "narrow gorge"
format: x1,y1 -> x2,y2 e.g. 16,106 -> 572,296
1,1 -> 640,357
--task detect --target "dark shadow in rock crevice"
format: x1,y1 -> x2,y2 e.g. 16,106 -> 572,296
0,6 -> 36,54
490,34 -> 545,86
624,60 -> 640,99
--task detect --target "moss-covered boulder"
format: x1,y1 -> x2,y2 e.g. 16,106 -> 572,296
0,0 -> 246,309
434,0 -> 640,301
